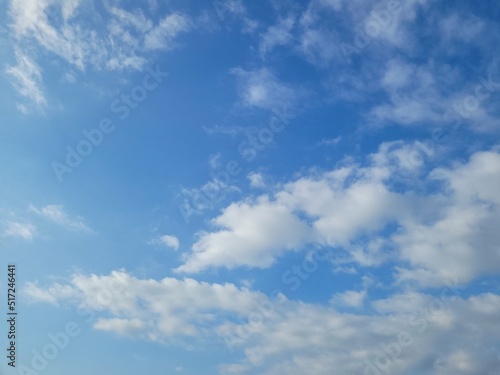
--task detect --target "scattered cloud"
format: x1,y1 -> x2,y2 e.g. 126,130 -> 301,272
29,204 -> 92,233
247,172 -> 265,188
5,0 -> 191,110
259,16 -> 295,56
2,221 -> 36,240
151,235 -> 180,251
231,67 -> 302,110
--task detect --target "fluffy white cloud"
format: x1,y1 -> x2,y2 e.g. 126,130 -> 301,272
24,270 -> 271,341
176,198 -> 313,273
394,149 -> 500,285
177,144 -> 500,289
151,234 -> 180,250
26,272 -> 500,375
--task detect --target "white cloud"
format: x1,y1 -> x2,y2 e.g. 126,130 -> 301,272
61,0 -> 81,22
151,235 -> 180,251
94,318 -> 147,336
29,204 -> 92,233
24,281 -> 76,304
318,136 -> 341,147
331,289 -> 366,308
25,270 -> 270,341
393,149 -> 500,285
223,292 -> 500,375
176,149 -> 401,273
143,13 -> 190,51
259,17 -> 295,55
6,0 -> 191,109
25,270 -> 500,374
440,13 -> 485,44
231,67 -> 302,110
176,198 -> 313,273
175,144 -> 500,289
2,221 -> 36,240
209,153 -> 222,169
247,172 -> 265,188
5,50 -> 47,110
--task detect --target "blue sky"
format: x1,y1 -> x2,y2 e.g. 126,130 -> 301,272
1,0 -> 500,374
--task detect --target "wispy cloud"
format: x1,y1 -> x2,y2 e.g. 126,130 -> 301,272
29,204 -> 92,233
143,13 -> 191,51
5,0 -> 191,110
2,221 -> 36,240
5,50 -> 47,111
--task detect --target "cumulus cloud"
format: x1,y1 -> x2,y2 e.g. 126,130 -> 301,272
176,144 -> 500,288
25,272 -> 500,375
176,197 -> 313,273
25,270 -> 270,341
